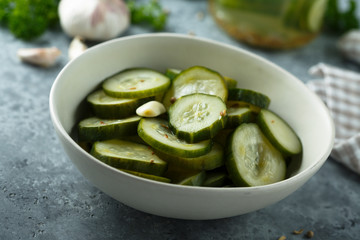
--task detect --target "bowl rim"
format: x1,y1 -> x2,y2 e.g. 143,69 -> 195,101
49,32 -> 335,192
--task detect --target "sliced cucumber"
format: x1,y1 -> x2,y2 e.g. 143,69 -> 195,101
203,168 -> 228,187
178,171 -> 206,186
162,66 -> 228,110
227,100 -> 262,114
165,67 -> 236,89
223,76 -> 237,89
91,139 -> 167,176
137,118 -> 212,158
119,169 -> 171,183
228,88 -> 270,109
226,106 -> 254,128
305,0 -> 327,32
102,68 -> 171,98
164,163 -> 202,183
78,116 -> 141,142
165,68 -> 181,81
155,142 -> 225,171
257,109 -> 302,156
213,128 -> 234,147
225,123 -> 286,187
168,93 -> 227,143
87,89 -> 152,119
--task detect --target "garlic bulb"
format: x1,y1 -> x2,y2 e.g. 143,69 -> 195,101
58,0 -> 130,41
17,47 -> 61,67
68,36 -> 88,60
337,30 -> 360,65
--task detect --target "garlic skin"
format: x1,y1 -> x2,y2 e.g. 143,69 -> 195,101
58,0 -> 130,41
17,47 -> 61,67
68,36 -> 88,60
337,30 -> 360,65
136,101 -> 166,117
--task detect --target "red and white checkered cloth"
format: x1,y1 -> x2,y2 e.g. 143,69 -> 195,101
307,63 -> 360,174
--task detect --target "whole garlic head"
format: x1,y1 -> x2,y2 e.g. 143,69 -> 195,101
58,0 -> 130,41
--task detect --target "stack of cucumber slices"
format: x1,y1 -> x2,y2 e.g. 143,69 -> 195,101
77,66 -> 302,187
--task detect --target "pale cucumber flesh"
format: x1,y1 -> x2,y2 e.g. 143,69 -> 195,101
226,123 -> 286,187
257,109 -> 302,155
137,118 -> 212,158
91,139 -> 168,176
169,93 -> 227,143
103,68 -> 170,98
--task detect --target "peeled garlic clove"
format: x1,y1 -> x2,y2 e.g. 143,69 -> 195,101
17,47 -> 61,67
136,101 -> 166,117
59,0 -> 130,41
68,36 -> 88,60
337,30 -> 360,65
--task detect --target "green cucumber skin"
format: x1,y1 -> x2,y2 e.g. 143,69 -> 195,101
202,167 -> 229,187
102,68 -> 171,99
137,119 -> 212,158
162,66 -> 228,110
91,141 -> 167,176
225,131 -> 251,187
223,76 -> 238,89
78,117 -> 140,142
89,95 -> 153,119
178,171 -> 207,186
154,143 -> 225,171
225,123 -> 286,187
257,109 -> 302,156
119,169 -> 171,183
169,116 -> 227,143
228,88 -> 271,109
226,109 -> 255,129
165,68 -> 181,81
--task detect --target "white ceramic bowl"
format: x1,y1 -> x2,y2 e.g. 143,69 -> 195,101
49,33 -> 334,220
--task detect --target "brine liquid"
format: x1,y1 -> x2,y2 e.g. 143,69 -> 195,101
209,0 -> 325,49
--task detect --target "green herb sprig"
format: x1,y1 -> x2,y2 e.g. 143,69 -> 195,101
0,0 -> 60,41
324,0 -> 359,34
127,0 -> 168,30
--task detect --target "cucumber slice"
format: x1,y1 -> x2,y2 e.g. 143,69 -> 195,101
119,169 -> 171,183
213,128 -> 234,147
102,68 -> 171,98
178,171 -> 206,186
305,0 -> 327,32
87,89 -> 152,119
154,142 -> 225,171
227,100 -> 262,114
169,93 -> 227,143
257,109 -> 302,155
226,106 -> 254,128
228,88 -> 270,109
91,139 -> 167,176
165,67 -> 236,89
223,76 -> 237,89
137,118 -> 212,158
225,123 -> 286,187
203,168 -> 228,187
165,68 -> 181,81
78,116 -> 141,142
162,66 -> 228,110
164,163 -> 201,183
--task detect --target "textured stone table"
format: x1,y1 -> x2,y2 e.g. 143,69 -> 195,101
1,0 -> 360,239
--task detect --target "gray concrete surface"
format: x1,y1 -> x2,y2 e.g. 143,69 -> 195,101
1,0 -> 360,239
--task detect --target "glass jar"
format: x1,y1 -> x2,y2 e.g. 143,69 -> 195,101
209,0 -> 328,49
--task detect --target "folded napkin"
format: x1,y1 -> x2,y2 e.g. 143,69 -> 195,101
307,63 -> 360,174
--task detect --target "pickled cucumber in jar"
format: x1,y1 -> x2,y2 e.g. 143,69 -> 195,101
209,0 -> 328,49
